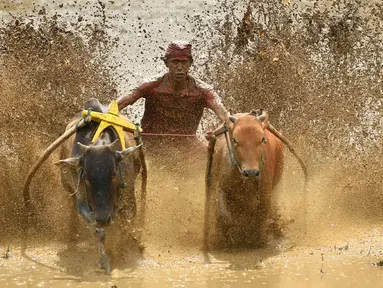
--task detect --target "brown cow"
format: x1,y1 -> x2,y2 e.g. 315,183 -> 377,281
203,109 -> 307,250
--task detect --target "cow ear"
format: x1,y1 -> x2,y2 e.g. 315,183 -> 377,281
117,143 -> 142,160
55,157 -> 81,171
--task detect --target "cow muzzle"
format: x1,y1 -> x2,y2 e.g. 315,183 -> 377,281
242,169 -> 261,179
95,212 -> 112,225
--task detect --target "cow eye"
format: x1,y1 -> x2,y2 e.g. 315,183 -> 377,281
261,137 -> 267,144
232,138 -> 238,145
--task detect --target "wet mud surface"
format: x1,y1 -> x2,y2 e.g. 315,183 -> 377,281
0,0 -> 382,287
1,219 -> 383,287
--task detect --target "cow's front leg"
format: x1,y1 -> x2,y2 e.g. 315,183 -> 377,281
94,227 -> 111,274
76,200 -> 111,273
217,190 -> 235,247
218,190 -> 232,225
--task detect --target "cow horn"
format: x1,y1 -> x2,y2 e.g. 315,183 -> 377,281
257,109 -> 269,122
108,139 -> 120,152
250,109 -> 261,116
229,115 -> 237,123
77,142 -> 90,154
118,143 -> 142,159
267,124 -> 308,183
23,115 -> 92,206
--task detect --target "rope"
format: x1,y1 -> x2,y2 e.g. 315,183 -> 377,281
141,132 -> 197,137
75,109 -> 92,130
69,170 -> 82,197
224,130 -> 238,169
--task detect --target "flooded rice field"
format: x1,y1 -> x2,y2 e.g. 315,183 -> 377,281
1,150 -> 383,288
1,0 -> 382,287
1,231 -> 383,287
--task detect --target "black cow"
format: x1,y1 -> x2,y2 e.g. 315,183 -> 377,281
54,99 -> 145,273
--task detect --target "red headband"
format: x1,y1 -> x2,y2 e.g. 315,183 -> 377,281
164,41 -> 193,61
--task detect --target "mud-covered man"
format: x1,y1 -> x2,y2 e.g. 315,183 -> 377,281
116,40 -> 230,135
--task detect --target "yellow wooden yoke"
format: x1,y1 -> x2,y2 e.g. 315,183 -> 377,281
81,101 -> 142,150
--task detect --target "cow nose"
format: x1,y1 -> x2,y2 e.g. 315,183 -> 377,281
243,170 -> 260,178
95,215 -> 111,225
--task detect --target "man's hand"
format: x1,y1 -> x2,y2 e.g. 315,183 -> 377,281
216,105 -> 233,128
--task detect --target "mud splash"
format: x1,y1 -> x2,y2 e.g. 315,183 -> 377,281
0,0 -> 382,287
194,0 -> 383,242
0,7 -> 117,244
1,229 -> 383,287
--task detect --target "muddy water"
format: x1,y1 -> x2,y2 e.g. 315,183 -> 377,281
1,231 -> 383,287
0,150 -> 383,287
1,0 -> 383,287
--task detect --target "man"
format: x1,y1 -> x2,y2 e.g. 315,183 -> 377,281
117,42 -> 229,249
117,40 -> 230,135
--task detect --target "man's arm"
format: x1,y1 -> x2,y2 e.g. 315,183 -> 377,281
117,75 -> 163,111
117,88 -> 143,111
213,103 -> 231,125
207,96 -> 231,126
202,87 -> 231,126
194,78 -> 231,125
